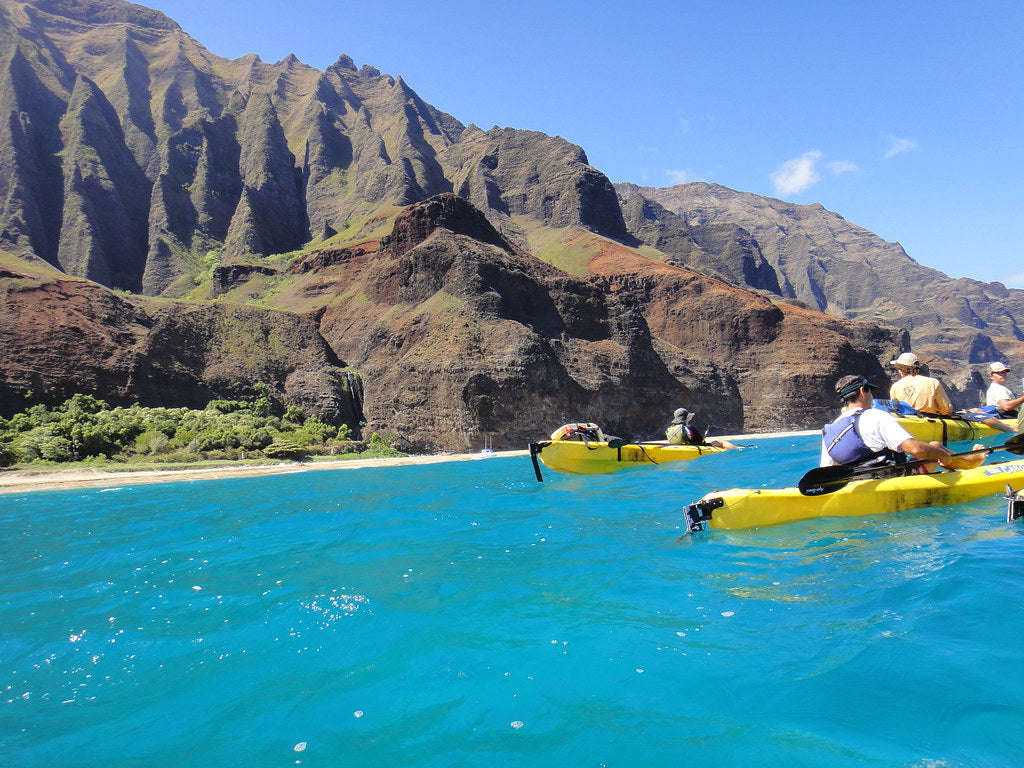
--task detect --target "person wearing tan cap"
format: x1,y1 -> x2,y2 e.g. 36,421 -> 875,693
888,352 -> 953,416
985,362 -> 1024,418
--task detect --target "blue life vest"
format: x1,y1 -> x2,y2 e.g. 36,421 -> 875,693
822,409 -> 901,467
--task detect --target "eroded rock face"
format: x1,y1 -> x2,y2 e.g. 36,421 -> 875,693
617,186 -> 782,294
437,126 -> 630,247
0,260 -> 362,426
620,182 -> 1024,390
1,193 -> 904,449
282,196 -> 902,451
212,263 -> 279,295
380,193 -> 513,258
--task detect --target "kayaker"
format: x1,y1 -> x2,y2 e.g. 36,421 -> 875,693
821,375 -> 986,472
984,362 -> 1023,418
963,362 -> 1023,429
666,408 -> 739,449
888,352 -> 952,416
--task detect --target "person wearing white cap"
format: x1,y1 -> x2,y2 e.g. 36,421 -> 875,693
985,362 -> 1023,418
888,352 -> 952,416
665,407 -> 738,449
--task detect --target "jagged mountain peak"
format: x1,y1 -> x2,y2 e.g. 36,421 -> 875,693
329,53 -> 357,72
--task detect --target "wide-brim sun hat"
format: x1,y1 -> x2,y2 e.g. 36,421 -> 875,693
672,408 -> 695,425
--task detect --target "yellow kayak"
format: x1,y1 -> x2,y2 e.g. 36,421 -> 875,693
683,458 -> 1024,532
894,414 -> 1017,443
530,438 -> 725,476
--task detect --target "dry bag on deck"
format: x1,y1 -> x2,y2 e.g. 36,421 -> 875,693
550,423 -> 605,443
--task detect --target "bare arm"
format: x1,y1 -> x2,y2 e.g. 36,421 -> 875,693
898,439 -> 984,470
997,393 -> 1024,413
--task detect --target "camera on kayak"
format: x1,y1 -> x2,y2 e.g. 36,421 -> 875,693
683,496 -> 724,534
1007,485 -> 1024,523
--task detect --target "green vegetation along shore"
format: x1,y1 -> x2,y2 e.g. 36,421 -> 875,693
0,387 -> 404,471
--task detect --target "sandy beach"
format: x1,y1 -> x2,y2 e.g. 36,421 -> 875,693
0,430 -> 817,495
0,450 -> 534,495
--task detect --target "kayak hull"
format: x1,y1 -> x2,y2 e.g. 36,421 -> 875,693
684,459 -> 1024,531
532,439 -> 725,475
895,414 -> 1018,443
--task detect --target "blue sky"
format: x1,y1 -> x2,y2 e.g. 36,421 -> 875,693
143,0 -> 1024,289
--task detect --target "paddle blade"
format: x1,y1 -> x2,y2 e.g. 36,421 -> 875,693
798,465 -> 855,496
1004,433 -> 1024,455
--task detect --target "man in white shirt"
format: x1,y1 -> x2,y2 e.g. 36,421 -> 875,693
985,362 -> 1024,418
821,375 -> 985,470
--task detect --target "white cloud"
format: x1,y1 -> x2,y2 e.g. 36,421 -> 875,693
827,160 -> 860,175
885,136 -> 919,158
1000,270 -> 1024,289
770,150 -> 821,196
666,168 -> 697,185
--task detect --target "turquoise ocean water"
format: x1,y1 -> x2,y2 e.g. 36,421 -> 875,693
3,434 -> 1023,767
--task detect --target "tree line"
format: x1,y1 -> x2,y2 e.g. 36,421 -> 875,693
0,386 -> 401,468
